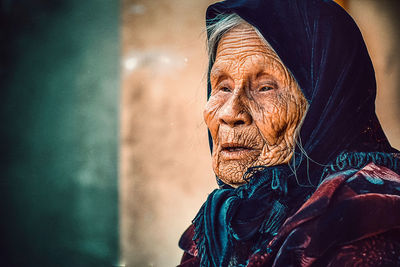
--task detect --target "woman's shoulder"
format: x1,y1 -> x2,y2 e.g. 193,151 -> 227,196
265,162 -> 400,266
177,162 -> 400,266
313,230 -> 400,266
178,224 -> 199,266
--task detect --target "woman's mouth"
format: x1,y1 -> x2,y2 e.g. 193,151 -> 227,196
220,143 -> 258,160
225,146 -> 249,152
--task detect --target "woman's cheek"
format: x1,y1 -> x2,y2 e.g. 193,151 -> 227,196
204,98 -> 222,140
287,93 -> 306,126
253,101 -> 287,145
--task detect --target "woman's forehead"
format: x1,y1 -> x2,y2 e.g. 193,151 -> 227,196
215,24 -> 275,59
212,26 -> 287,81
212,24 -> 284,73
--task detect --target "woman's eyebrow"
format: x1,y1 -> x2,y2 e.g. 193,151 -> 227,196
210,65 -> 224,77
255,70 -> 274,79
210,68 -> 230,85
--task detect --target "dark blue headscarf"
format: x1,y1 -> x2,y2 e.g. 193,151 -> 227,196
192,0 -> 398,266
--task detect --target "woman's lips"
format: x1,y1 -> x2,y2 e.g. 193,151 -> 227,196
219,143 -> 259,160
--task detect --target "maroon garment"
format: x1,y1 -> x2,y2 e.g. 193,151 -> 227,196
178,163 -> 400,266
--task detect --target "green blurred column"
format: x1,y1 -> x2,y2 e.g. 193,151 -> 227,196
0,0 -> 120,266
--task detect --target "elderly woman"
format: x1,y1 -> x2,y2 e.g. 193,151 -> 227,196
179,0 -> 400,266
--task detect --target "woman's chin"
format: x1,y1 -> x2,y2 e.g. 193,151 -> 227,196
214,162 -> 249,187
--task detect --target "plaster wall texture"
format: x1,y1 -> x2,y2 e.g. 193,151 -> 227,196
121,0 -> 216,266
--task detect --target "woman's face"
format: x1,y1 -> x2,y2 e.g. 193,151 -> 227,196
204,23 -> 308,187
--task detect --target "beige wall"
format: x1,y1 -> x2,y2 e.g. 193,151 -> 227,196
120,1 -> 215,266
120,1 -> 400,266
348,0 -> 400,149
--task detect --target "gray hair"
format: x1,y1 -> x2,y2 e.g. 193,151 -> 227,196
206,13 -> 271,66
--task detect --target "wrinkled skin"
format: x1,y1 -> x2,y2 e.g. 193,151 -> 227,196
204,23 -> 308,186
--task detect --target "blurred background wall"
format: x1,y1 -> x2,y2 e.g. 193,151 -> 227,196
120,1 -> 216,266
0,0 -> 120,266
349,0 -> 400,148
120,0 -> 400,266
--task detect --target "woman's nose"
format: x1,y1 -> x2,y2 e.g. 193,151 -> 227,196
218,95 -> 252,127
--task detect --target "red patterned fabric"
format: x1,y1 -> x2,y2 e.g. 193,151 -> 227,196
178,163 -> 400,266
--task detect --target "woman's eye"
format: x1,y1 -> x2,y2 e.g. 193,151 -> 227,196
259,86 -> 274,92
220,87 -> 231,92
